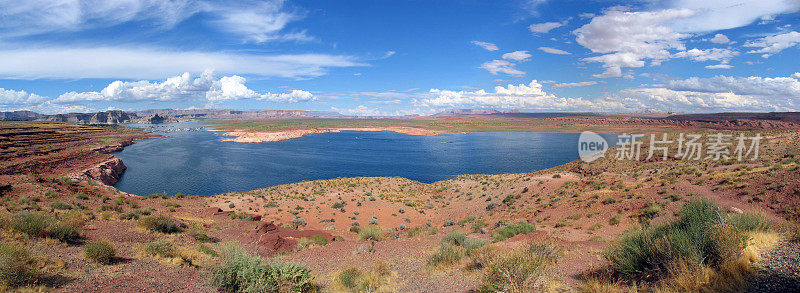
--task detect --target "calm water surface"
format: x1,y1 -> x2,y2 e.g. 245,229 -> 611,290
114,122 -> 615,196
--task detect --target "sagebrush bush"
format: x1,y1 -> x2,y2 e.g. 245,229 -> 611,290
357,226 -> 383,241
139,215 -> 183,234
0,244 -> 38,288
429,232 -> 488,267
295,235 -> 329,251
336,262 -> 391,292
604,199 -> 749,280
144,239 -> 177,258
208,243 -> 314,293
492,221 -> 536,242
428,243 -> 466,267
480,242 -> 559,292
0,212 -> 81,242
84,241 -> 116,264
120,208 -> 153,220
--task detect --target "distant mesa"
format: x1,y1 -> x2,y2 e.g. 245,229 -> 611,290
0,109 -> 333,124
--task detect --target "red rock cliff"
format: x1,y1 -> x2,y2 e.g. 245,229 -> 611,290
83,157 -> 127,185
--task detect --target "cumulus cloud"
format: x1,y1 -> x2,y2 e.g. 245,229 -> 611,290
574,8 -> 695,78
528,21 -> 565,33
575,1 -> 800,77
419,80 -> 620,110
552,81 -> 598,88
471,41 -> 499,51
538,47 -> 570,55
710,33 -> 731,44
0,46 -> 362,80
604,74 -> 800,112
478,60 -> 525,76
744,31 -> 800,58
666,75 -> 800,98
673,48 -> 739,62
613,88 -> 770,111
54,70 -> 314,104
0,88 -> 49,106
0,0 -> 309,43
501,51 -> 532,61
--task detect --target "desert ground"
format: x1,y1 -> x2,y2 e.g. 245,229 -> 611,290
1,116 -> 799,292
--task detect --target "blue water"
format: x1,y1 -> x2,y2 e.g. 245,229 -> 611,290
113,122 -> 613,196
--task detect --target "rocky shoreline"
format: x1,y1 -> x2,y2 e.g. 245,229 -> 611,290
214,127 -> 454,143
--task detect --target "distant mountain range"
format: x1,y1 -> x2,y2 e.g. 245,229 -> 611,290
0,109 -> 344,124
2,109 -> 799,125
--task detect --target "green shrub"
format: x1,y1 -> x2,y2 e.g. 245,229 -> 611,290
120,208 -> 153,220
442,232 -> 467,246
50,201 -> 72,210
0,212 -> 80,242
428,243 -> 465,267
0,244 -> 38,287
337,267 -> 362,290
429,233 -> 488,267
480,242 -> 558,292
144,239 -> 177,258
208,243 -> 314,293
492,221 -> 536,242
84,241 -> 116,264
357,226 -> 383,241
139,215 -> 183,234
728,213 -> 770,232
295,235 -> 329,251
604,199 -> 748,280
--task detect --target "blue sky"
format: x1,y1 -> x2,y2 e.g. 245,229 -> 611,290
0,0 -> 799,115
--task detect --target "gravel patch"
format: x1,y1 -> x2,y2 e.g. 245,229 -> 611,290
747,241 -> 800,293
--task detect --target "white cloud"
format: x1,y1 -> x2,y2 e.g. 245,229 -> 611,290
614,87 -> 771,111
537,47 -> 570,55
552,81 -> 598,88
0,88 -> 49,106
575,1 -> 800,77
528,21 -> 565,33
55,71 -> 315,103
501,51 -> 532,61
666,0 -> 800,33
744,31 -> 800,58
382,51 -> 396,58
0,0 -> 309,43
575,9 -> 695,78
666,75 -> 800,98
478,60 -> 525,76
0,0 -> 200,37
419,80 -> 620,110
206,0 -> 311,43
792,72 -> 800,79
710,33 -> 730,44
606,74 -> 800,112
471,41 -> 499,51
705,64 -> 732,69
0,46 -> 362,80
673,48 -> 739,62
332,105 -> 380,116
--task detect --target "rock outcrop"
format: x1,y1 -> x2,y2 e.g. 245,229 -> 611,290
92,140 -> 134,154
83,157 -> 127,185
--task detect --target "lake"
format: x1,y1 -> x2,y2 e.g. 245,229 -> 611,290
113,122 -> 616,196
